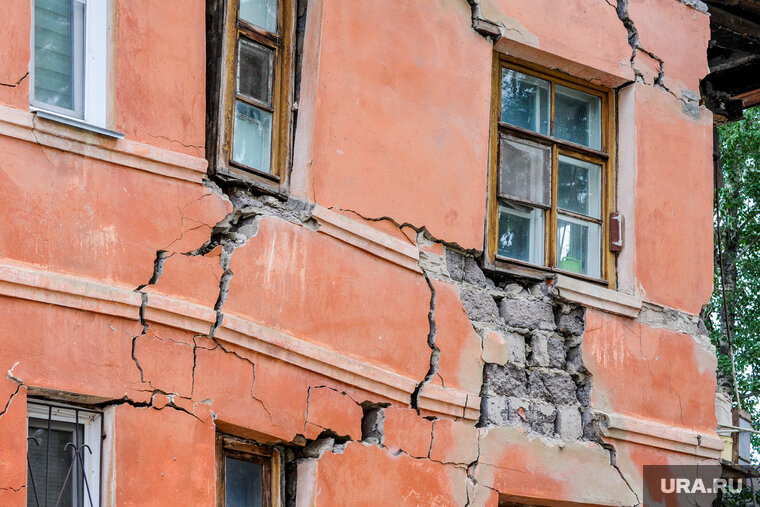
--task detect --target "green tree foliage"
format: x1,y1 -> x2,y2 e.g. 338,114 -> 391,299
707,105 -> 760,454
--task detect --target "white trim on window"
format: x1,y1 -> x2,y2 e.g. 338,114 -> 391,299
27,400 -> 102,507
30,0 -> 111,132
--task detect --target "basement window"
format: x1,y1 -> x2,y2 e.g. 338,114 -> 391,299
486,56 -> 616,286
216,434 -> 280,507
26,400 -> 102,507
31,0 -> 116,137
207,0 -> 295,189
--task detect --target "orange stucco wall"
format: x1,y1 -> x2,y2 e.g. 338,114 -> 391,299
0,0 -> 721,505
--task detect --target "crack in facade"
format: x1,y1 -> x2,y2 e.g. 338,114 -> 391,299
0,0 -> 728,505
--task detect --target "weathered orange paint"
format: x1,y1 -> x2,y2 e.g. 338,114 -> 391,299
313,442 -> 470,506
633,84 -> 715,314
628,0 -> 711,92
0,0 -> 723,505
584,309 -> 717,432
0,0 -> 30,110
301,0 -> 493,250
112,405 -> 216,506
224,217 -> 433,381
383,405 -> 434,458
115,0 -> 207,156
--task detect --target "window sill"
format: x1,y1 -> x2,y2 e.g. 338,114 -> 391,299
31,107 -> 124,139
554,274 -> 641,318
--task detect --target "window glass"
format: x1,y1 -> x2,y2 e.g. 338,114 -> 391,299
498,202 -> 545,265
232,101 -> 273,173
501,69 -> 550,136
557,155 -> 602,219
34,0 -> 82,112
27,419 -> 84,507
557,216 -> 601,277
225,457 -> 264,507
499,137 -> 551,206
238,40 -> 274,106
240,0 -> 278,33
554,85 -> 601,149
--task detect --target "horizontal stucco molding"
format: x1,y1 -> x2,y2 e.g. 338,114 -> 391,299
555,275 -> 643,318
311,205 -> 422,273
0,104 -> 208,184
602,411 -> 724,459
0,260 -> 478,421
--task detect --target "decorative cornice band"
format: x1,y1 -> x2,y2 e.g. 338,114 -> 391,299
0,105 -> 207,184
311,206 -> 422,273
0,261 -> 477,421
602,412 -> 724,459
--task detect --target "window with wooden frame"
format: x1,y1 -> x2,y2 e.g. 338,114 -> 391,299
216,434 -> 280,507
207,0 -> 295,189
486,56 -> 616,286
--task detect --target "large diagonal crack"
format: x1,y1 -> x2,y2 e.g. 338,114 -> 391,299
411,272 -> 440,412
610,0 -> 699,117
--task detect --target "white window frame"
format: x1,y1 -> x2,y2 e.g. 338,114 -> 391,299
27,400 -> 102,507
30,0 -> 114,136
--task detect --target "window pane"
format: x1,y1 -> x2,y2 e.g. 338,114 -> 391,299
34,0 -> 73,110
232,101 -> 273,173
557,155 -> 602,219
240,0 -> 278,33
27,421 -> 84,507
554,85 -> 601,149
498,201 -> 545,265
225,457 -> 264,507
238,40 -> 274,106
499,137 -> 551,206
501,69 -> 550,136
557,216 -> 601,277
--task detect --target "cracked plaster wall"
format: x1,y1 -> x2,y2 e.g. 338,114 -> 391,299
0,0 -> 721,505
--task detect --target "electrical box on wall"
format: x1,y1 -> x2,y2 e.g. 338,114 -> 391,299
610,212 -> 624,253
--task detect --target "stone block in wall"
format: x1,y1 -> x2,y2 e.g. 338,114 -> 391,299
530,401 -> 557,435
527,332 -> 549,367
480,393 -> 509,426
482,363 -> 527,397
508,397 -> 530,427
576,376 -> 592,407
482,329 -> 525,365
528,370 -> 577,405
565,345 -> 584,377
555,405 -> 583,440
499,298 -> 555,331
547,335 -> 566,369
555,305 -> 585,335
463,257 -> 487,287
445,248 -> 465,282
459,285 -> 501,323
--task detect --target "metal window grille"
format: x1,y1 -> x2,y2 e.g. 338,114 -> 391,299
26,400 -> 102,507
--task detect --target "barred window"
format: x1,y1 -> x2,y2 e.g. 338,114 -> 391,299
26,400 -> 102,507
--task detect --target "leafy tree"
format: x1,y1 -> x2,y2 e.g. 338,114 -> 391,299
707,105 -> 760,457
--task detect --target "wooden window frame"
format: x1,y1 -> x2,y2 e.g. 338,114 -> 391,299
216,433 -> 281,507
207,0 -> 296,191
485,55 -> 617,287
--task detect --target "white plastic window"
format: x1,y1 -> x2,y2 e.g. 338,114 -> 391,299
31,0 -> 108,128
